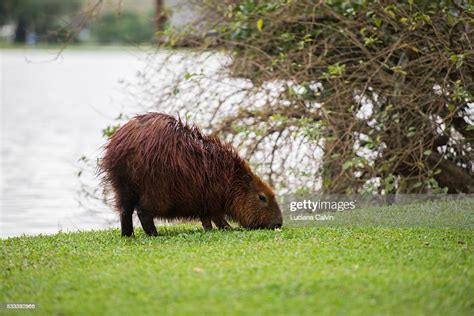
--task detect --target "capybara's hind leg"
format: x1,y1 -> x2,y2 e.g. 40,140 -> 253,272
212,215 -> 231,230
120,204 -> 134,237
200,216 -> 213,231
118,191 -> 137,237
137,208 -> 158,236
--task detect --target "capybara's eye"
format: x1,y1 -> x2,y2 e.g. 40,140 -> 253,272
258,193 -> 267,203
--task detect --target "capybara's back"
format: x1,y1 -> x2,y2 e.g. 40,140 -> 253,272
101,112 -> 282,236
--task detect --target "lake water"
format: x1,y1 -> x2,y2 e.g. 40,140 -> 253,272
1,49 -> 148,238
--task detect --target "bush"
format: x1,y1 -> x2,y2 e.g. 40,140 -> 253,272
152,0 -> 473,194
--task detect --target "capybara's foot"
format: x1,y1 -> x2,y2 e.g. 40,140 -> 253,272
121,230 -> 134,237
201,217 -> 213,231
137,208 -> 158,236
120,207 -> 134,237
212,216 -> 231,230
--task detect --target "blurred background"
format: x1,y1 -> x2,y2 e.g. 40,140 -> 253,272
0,0 -> 188,45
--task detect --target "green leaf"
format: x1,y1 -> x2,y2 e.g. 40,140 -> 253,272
342,160 -> 353,170
323,177 -> 332,188
390,66 -> 407,76
373,17 -> 382,28
412,182 -> 422,188
271,114 -> 288,121
383,5 -> 396,17
364,36 -> 381,47
102,124 -> 121,138
184,73 -> 195,80
450,53 -> 469,69
328,63 -> 346,77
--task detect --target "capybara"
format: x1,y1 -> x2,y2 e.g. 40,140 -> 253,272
100,112 -> 283,236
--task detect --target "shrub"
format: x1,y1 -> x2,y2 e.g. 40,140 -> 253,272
154,0 -> 474,194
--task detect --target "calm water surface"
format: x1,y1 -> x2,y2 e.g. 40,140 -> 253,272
1,49 -> 147,237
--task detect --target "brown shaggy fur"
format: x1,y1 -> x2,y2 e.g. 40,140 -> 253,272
100,112 -> 282,236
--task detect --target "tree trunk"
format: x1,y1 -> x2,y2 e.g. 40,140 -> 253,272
155,0 -> 163,32
14,16 -> 27,43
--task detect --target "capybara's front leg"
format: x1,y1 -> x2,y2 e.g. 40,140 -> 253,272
212,215 -> 231,230
137,208 -> 158,236
200,216 -> 213,231
120,205 -> 134,237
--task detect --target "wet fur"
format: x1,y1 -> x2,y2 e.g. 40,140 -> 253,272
100,112 -> 282,236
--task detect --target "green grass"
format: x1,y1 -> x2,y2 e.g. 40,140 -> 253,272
1,201 -> 473,316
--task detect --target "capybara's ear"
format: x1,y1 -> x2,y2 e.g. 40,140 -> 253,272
243,173 -> 252,182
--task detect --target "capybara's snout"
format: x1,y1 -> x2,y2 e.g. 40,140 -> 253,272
267,205 -> 283,229
266,218 -> 283,230
251,222 -> 282,230
270,223 -> 282,230
250,215 -> 283,230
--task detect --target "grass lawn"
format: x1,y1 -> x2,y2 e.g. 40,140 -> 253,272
1,200 -> 473,315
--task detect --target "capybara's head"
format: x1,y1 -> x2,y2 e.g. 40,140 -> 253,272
231,172 -> 283,230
